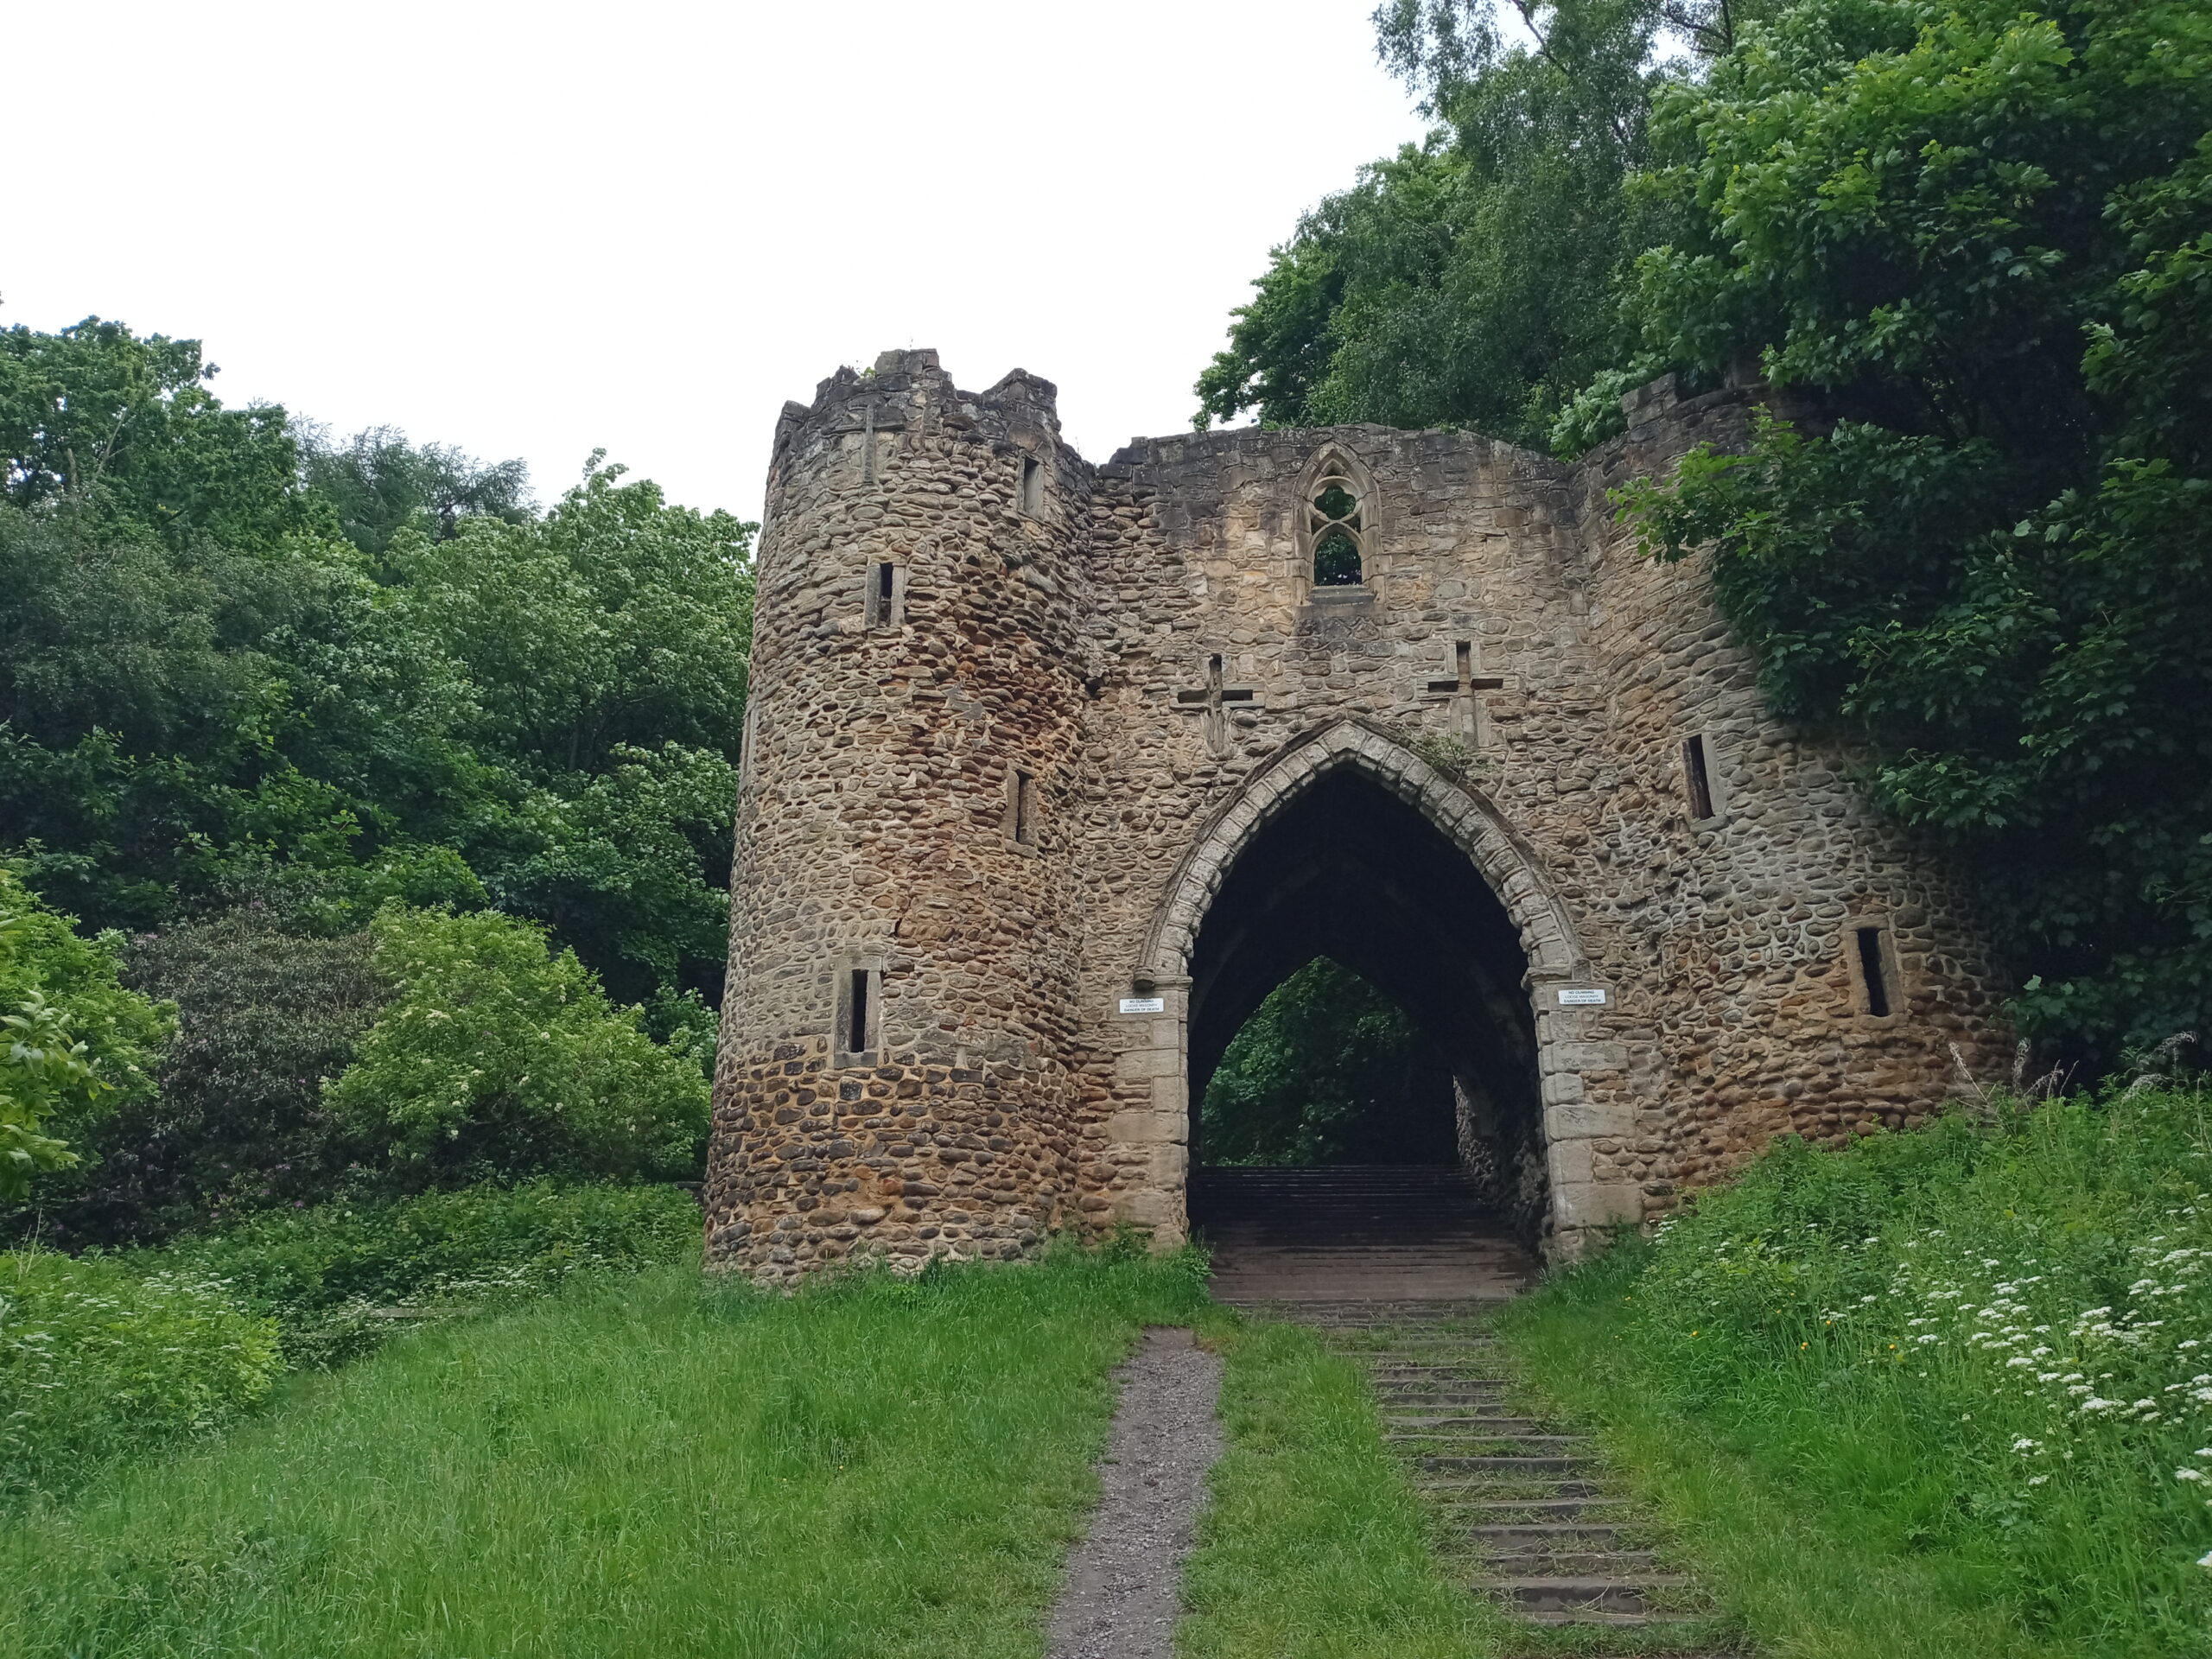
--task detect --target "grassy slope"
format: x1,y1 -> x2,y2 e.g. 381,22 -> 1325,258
3,1249 -> 1204,1659
1501,1090 -> 2212,1659
1505,1263 -> 2070,1659
20,1116 -> 2188,1659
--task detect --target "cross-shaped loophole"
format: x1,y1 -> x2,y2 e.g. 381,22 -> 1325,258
1175,653 -> 1255,757
1427,640 -> 1510,743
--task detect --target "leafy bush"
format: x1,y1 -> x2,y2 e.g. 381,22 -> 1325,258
153,1180 -> 701,1366
0,868 -> 169,1200
0,1248 -> 280,1497
325,905 -> 709,1189
22,912 -> 391,1246
1582,1089 -> 2212,1648
0,1181 -> 693,1496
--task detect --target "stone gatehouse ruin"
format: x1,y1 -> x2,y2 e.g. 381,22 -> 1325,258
704,348 -> 2011,1281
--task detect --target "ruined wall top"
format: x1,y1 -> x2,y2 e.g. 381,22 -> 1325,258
770,347 -> 1071,487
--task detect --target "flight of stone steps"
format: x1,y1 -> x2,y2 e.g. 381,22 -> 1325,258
1196,1167 -> 1747,1653
1297,1300 -> 1743,1650
1192,1165 -> 1541,1303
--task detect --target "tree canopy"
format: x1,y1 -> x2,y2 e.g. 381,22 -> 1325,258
0,317 -> 754,1010
1196,0 -> 2212,1065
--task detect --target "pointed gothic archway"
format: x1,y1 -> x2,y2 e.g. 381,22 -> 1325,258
1128,720 -> 1633,1255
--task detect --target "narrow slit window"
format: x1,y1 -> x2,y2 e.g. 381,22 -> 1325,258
1020,455 -> 1044,516
1855,926 -> 1891,1018
868,562 -> 897,629
1682,734 -> 1715,821
846,968 -> 873,1055
1013,768 -> 1035,845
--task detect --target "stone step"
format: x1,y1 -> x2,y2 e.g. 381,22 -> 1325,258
1457,1495 -> 1631,1517
1416,1453 -> 1594,1474
1199,1173 -> 1737,1650
1468,1530 -> 1645,1557
1516,1608 -> 1708,1629
1400,1433 -> 1586,1449
1421,1478 -> 1610,1501
1471,1549 -> 1662,1577
1366,1344 -> 1503,1354
1492,1574 -> 1689,1616
1371,1380 -> 1513,1397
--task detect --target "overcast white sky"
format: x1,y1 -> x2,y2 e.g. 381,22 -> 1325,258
4,2 -> 1433,520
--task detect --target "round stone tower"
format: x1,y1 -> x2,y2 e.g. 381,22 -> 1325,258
705,349 -> 1095,1281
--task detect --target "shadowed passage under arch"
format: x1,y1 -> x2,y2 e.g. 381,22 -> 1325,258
1182,765 -> 1548,1241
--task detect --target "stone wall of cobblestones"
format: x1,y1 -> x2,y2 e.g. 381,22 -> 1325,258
706,351 -> 1096,1280
706,353 -> 2012,1279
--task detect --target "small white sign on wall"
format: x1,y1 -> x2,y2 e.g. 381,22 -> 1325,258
1557,988 -> 1608,1007
1118,995 -> 1166,1014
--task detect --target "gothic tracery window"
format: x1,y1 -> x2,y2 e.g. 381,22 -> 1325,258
1308,474 -> 1365,586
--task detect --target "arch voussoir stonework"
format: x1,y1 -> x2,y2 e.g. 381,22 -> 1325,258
1140,721 -> 1585,986
1105,719 -> 1636,1254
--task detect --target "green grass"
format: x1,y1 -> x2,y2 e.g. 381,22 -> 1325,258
1499,1088 -> 2212,1659
1179,1313 -> 1507,1659
1505,1261 -> 2070,1659
24,1106 -> 2195,1659
3,1181 -> 706,1502
1,1246 -> 1205,1659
